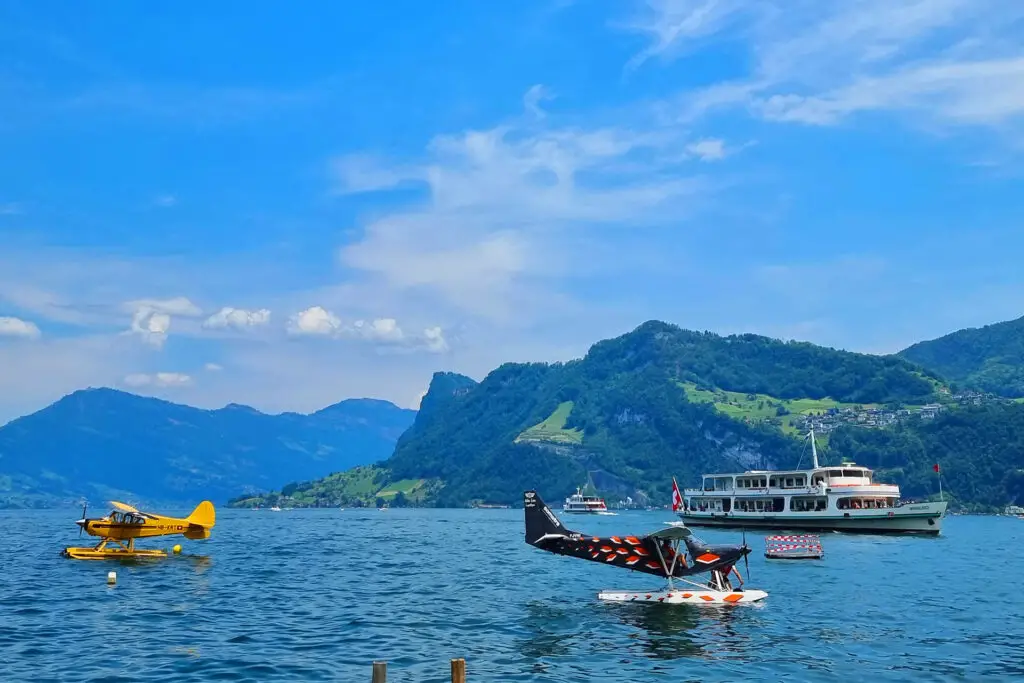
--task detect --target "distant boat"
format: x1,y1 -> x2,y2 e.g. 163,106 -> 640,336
270,505 -> 281,512
563,487 -> 616,515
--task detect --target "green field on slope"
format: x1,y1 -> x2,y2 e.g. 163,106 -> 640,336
678,382 -> 884,437
515,400 -> 584,445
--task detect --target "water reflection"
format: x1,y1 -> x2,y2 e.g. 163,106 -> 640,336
611,601 -> 759,661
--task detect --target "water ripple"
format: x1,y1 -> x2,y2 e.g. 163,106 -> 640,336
1,509 -> 1023,682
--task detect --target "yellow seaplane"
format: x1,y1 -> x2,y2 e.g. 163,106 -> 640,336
62,500 -> 216,560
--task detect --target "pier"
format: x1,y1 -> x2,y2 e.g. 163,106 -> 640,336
372,658 -> 466,682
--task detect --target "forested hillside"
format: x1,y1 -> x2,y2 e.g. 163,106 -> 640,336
828,403 -> 1024,510
239,320 -> 964,509
899,315 -> 1024,397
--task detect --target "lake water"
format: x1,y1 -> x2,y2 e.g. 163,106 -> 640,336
2,508 -> 1023,682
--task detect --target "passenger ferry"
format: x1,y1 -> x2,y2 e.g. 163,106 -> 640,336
563,487 -> 614,515
675,431 -> 947,535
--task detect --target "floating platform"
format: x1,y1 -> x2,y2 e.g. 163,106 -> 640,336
62,546 -> 168,560
597,588 -> 768,604
764,534 -> 823,559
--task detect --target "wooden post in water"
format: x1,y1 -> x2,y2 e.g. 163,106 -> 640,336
450,658 -> 466,683
372,660 -> 387,683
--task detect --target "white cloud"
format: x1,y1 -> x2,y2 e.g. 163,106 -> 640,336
287,306 -> 342,336
422,326 -> 448,353
686,138 -> 726,161
204,363 -> 223,372
123,297 -> 202,348
350,318 -> 404,343
626,0 -> 1024,132
334,101 -> 706,321
0,316 -> 41,339
202,307 -> 271,330
122,372 -> 192,388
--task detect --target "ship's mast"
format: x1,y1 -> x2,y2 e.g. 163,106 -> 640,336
810,429 -> 820,470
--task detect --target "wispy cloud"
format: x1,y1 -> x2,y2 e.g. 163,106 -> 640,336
626,0 -> 1024,133
123,371 -> 192,388
333,94 -> 713,322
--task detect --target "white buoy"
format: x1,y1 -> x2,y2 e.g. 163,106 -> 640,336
107,571 -> 116,585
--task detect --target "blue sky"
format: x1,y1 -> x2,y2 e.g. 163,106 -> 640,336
2,0 -> 1023,422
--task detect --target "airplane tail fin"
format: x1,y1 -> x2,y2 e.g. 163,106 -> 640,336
186,500 -> 216,528
524,490 -> 571,546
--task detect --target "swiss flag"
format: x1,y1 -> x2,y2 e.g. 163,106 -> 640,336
933,463 -> 940,473
671,477 -> 683,511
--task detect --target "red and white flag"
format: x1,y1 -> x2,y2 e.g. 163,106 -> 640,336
671,477 -> 683,512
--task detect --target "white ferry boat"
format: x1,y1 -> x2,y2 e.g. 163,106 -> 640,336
674,431 -> 947,535
563,487 -> 614,515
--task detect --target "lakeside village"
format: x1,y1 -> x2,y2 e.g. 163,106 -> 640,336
789,389 -> 1000,434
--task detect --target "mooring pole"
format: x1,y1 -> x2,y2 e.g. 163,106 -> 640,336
451,658 -> 466,683
372,660 -> 387,683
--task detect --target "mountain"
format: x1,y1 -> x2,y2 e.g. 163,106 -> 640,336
236,320 -> 960,509
0,388 -> 415,508
827,402 -> 1024,510
898,315 -> 1024,398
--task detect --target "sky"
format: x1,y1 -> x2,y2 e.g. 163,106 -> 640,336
1,0 -> 1023,423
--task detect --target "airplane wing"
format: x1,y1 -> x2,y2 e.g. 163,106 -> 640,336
110,501 -> 140,513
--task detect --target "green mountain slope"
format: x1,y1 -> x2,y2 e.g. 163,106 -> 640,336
898,315 -> 1024,398
0,388 -> 415,508
242,320 -> 952,509
901,313 -> 1024,397
828,403 -> 1024,510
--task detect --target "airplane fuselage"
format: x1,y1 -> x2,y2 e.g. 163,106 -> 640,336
79,516 -> 195,540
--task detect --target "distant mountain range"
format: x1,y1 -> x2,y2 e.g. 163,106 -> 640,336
10,312 -> 1024,512
899,314 -> 1024,398
235,318 -> 1024,512
0,388 -> 415,508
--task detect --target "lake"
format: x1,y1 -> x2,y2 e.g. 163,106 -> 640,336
2,508 -> 1023,682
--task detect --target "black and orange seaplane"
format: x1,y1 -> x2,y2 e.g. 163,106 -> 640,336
63,500 -> 216,560
524,490 -> 767,604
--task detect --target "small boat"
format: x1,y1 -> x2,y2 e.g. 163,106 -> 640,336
524,490 -> 767,605
563,487 -> 616,515
269,505 -> 281,512
764,534 -> 823,560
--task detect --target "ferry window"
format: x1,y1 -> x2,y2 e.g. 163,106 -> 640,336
795,476 -> 806,486
829,469 -> 844,478
773,498 -> 784,512
784,477 -> 793,487
843,469 -> 861,477
769,477 -> 777,487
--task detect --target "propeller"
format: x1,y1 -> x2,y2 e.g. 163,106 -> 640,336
742,528 -> 751,582
78,501 -> 87,536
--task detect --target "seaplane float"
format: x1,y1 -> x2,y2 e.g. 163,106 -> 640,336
63,500 -> 216,560
524,490 -> 767,605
